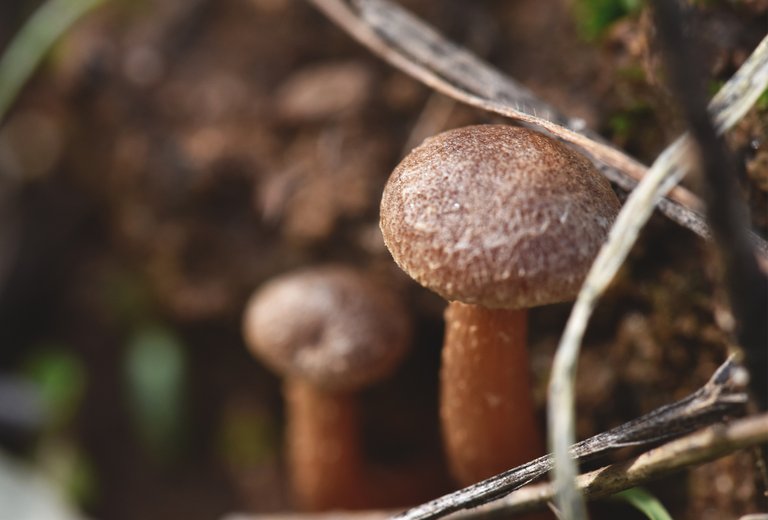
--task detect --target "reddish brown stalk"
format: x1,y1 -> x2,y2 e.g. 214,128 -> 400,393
285,379 -> 368,511
441,302 -> 542,485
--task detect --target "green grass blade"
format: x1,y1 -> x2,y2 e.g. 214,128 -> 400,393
0,0 -> 105,122
612,487 -> 674,520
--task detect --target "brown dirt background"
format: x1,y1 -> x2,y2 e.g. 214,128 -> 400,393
0,0 -> 766,519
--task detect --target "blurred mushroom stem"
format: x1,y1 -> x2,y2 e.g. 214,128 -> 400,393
441,302 -> 543,486
284,379 -> 367,511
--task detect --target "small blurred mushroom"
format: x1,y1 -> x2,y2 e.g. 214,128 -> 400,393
243,266 -> 411,510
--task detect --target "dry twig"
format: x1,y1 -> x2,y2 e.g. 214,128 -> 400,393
393,357 -> 748,520
456,413 -> 768,518
649,0 -> 768,408
306,0 -> 768,258
549,18 -> 768,520
225,413 -> 768,520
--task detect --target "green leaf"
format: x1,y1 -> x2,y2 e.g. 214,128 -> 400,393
612,487 -> 674,520
573,0 -> 642,41
124,325 -> 187,461
24,348 -> 86,432
757,89 -> 768,111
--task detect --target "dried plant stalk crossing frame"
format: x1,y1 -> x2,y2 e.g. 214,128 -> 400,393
222,372 -> 764,520
230,409 -> 768,518
393,357 -> 749,520
456,413 -> 768,519
548,21 -> 768,520
307,0 -> 768,259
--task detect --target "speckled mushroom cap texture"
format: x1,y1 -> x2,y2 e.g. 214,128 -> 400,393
243,266 -> 411,392
380,125 -> 621,310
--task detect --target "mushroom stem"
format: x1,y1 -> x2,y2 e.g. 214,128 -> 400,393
285,378 -> 367,511
441,302 -> 543,485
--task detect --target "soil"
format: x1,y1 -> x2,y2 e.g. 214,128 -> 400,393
0,0 -> 766,519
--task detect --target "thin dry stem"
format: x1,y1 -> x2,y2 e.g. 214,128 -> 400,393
458,414 -> 768,518
225,414 -> 768,520
307,0 -> 768,259
393,357 -> 748,520
547,31 -> 768,520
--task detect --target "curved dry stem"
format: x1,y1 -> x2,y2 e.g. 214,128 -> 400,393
548,136 -> 695,520
461,413 -> 768,518
229,413 -> 768,519
306,0 -> 768,259
548,35 -> 768,520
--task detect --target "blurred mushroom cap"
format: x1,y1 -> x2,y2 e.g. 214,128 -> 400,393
380,125 -> 621,309
243,266 -> 411,391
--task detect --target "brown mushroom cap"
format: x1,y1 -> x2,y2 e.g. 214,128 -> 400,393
243,266 -> 411,391
380,124 -> 621,309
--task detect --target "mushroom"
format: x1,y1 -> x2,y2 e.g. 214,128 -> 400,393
243,265 -> 411,510
380,124 -> 621,485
